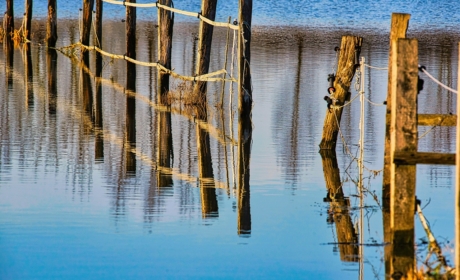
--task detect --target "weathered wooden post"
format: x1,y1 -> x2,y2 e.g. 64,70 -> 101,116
318,36 -> 363,150
382,13 -> 410,279
23,0 -> 33,41
95,0 -> 103,48
4,0 -> 14,43
383,13 -> 410,205
81,0 -> 94,46
125,0 -> 136,59
46,0 -> 58,48
157,0 -> 174,101
390,38 -> 418,279
237,0 -> 252,119
193,0 -> 218,97
456,42 -> 460,280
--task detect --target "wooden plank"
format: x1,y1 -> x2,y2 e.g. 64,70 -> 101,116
394,151 -> 455,165
319,36 -> 363,150
390,38 -> 418,279
418,114 -> 457,126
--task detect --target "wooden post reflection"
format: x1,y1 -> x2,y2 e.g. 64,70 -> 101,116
320,150 -> 358,262
237,114 -> 252,235
196,105 -> 218,218
124,62 -> 136,173
47,49 -> 58,115
94,19 -> 104,160
24,44 -> 34,108
156,108 -> 173,187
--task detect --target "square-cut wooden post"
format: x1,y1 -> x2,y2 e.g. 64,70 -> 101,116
390,38 -> 418,279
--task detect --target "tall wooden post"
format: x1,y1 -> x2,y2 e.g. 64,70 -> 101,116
456,42 -> 460,280
95,0 -> 103,48
46,0 -> 58,48
24,0 -> 33,41
237,0 -> 252,119
81,0 -> 94,46
319,36 -> 363,150
193,0 -> 218,97
382,13 -> 410,279
4,0 -> 14,43
390,38 -> 418,279
157,0 -> 174,101
383,13 -> 410,205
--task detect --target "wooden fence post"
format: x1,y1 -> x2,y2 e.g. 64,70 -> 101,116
237,0 -> 252,119
193,0 -> 218,97
46,0 -> 58,48
383,13 -> 410,205
390,38 -> 418,279
319,36 -> 363,150
157,0 -> 174,101
95,0 -> 103,48
382,13 -> 410,279
24,0 -> 33,41
456,41 -> 460,280
4,0 -> 14,43
81,0 -> 94,46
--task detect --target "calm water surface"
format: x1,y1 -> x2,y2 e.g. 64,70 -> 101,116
1,1 -> 460,279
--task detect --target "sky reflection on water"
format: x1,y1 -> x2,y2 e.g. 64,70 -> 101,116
0,2 -> 460,279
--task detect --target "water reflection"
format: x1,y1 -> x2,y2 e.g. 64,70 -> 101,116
1,19 -> 459,278
320,150 -> 358,262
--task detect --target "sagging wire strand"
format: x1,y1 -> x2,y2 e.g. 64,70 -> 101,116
419,65 -> 458,94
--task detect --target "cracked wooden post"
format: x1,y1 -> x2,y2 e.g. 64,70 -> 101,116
4,0 -> 14,44
193,0 -> 218,97
382,13 -> 410,279
390,38 -> 418,280
46,0 -> 58,48
318,36 -> 363,150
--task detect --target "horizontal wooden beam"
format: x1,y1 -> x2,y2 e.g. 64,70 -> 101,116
417,114 -> 457,126
394,151 -> 455,165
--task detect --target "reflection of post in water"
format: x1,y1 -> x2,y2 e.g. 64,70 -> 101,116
124,0 -> 137,173
124,62 -> 136,173
24,44 -> 34,108
237,114 -> 252,236
195,105 -> 218,218
320,150 -> 358,262
47,49 -> 58,115
156,107 -> 173,187
94,27 -> 104,161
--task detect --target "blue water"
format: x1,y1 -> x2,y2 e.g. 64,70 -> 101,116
1,1 -> 459,279
3,0 -> 460,31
